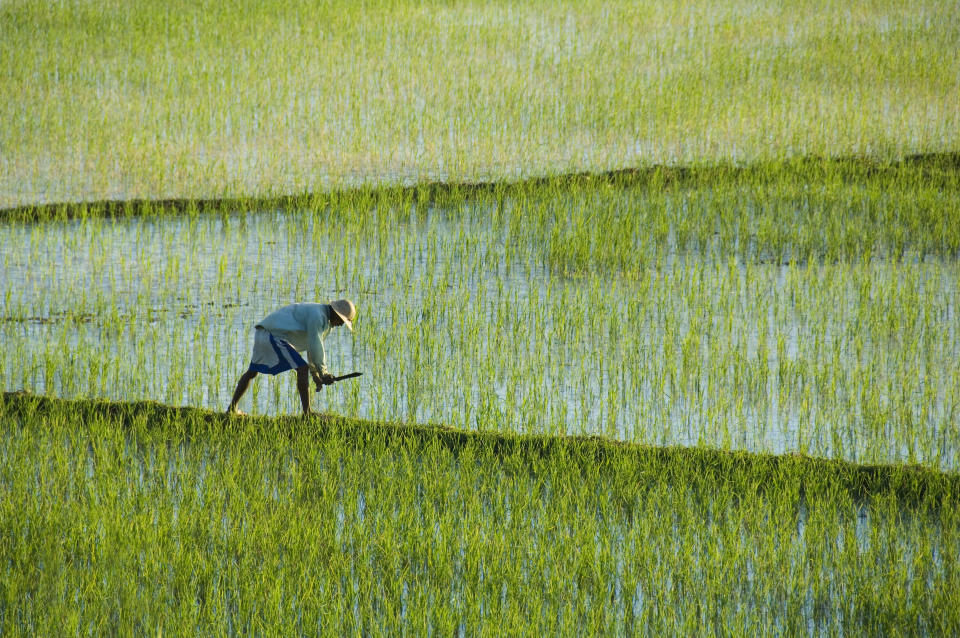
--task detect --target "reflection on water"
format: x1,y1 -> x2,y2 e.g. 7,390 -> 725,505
1,201 -> 958,468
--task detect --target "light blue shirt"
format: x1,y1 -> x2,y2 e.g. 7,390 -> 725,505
256,303 -> 333,374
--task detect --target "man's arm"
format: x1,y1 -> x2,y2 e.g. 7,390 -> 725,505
306,315 -> 333,388
307,329 -> 327,373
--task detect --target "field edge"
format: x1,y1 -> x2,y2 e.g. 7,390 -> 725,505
3,391 -> 957,506
2,151 -> 958,222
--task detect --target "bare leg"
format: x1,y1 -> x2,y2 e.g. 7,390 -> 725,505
296,365 -> 311,415
228,369 -> 258,415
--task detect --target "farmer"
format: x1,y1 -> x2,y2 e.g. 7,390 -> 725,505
227,299 -> 357,416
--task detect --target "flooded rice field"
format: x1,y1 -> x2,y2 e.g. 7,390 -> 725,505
1,182 -> 959,469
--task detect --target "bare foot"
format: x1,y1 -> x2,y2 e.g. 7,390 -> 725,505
227,408 -> 247,417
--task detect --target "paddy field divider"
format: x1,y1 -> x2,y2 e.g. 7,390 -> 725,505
2,152 -> 958,223
4,391 -> 957,509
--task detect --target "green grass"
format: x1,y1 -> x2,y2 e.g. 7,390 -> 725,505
2,392 -> 958,635
2,0 -> 958,208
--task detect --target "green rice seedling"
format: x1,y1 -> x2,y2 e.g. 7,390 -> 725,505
2,1 -> 958,208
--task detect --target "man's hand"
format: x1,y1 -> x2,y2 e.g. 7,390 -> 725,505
313,371 -> 336,390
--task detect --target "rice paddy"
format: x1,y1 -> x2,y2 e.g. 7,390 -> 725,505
2,0 -> 958,207
3,161 -> 959,469
3,393 -> 959,635
2,0 -> 960,634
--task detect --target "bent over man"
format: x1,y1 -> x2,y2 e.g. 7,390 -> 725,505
227,299 -> 357,416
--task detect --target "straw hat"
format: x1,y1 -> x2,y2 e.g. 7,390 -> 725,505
330,299 -> 357,331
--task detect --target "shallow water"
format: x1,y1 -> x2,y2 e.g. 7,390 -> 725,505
1,197 -> 958,468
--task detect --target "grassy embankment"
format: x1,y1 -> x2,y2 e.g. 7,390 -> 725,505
1,151 -> 958,225
2,391 -> 959,635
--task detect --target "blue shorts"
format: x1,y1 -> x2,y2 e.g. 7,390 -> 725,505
248,327 -> 307,375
